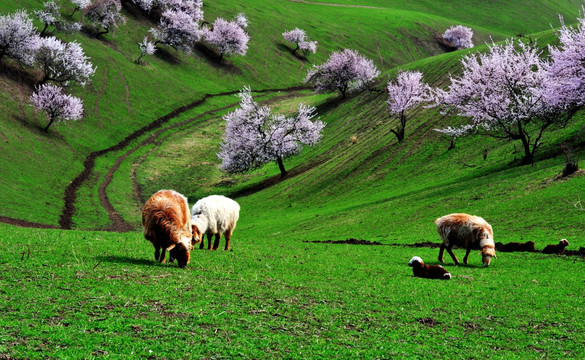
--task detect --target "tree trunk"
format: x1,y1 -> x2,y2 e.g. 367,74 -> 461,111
276,157 -> 287,178
390,127 -> 404,142
517,122 -> 533,165
218,52 -> 224,63
40,23 -> 49,36
43,117 -> 55,132
447,139 -> 455,151
96,27 -> 109,38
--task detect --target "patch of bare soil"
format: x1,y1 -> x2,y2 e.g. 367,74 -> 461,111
0,216 -> 59,229
288,0 -> 386,9
417,317 -> 440,327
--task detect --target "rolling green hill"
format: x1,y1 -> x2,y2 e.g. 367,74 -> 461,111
2,0 -> 585,358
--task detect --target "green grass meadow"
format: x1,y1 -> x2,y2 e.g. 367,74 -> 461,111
2,0 -> 585,358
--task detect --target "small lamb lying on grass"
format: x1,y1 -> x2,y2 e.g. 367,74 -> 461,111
408,256 -> 451,280
542,239 -> 570,254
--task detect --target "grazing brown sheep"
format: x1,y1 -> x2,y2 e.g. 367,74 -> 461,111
436,213 -> 496,267
498,241 -> 535,252
408,256 -> 451,280
542,239 -> 570,254
142,190 -> 197,268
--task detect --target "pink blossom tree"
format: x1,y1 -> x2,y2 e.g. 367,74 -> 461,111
150,9 -> 202,53
305,49 -> 380,98
218,87 -> 325,178
234,13 -> 248,29
282,28 -> 317,56
31,84 -> 83,131
434,39 -> 568,165
387,70 -> 430,142
34,1 -> 61,36
442,25 -> 474,50
0,10 -> 41,66
35,36 -> 95,86
545,14 -> 585,110
202,17 -> 249,62
69,0 -> 91,17
84,0 -> 125,38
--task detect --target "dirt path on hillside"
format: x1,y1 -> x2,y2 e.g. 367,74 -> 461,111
287,0 -> 386,9
58,86 -> 308,231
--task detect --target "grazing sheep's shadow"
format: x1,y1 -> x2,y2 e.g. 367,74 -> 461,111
276,43 -> 310,62
95,255 -> 161,267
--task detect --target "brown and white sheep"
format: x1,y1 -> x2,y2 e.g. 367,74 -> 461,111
542,239 -> 570,254
408,256 -> 451,280
142,190 -> 196,268
191,195 -> 240,251
497,241 -> 535,252
436,213 -> 496,267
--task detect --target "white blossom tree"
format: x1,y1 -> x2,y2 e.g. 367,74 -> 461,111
84,0 -> 125,38
202,17 -> 249,62
234,13 -> 248,29
34,1 -> 61,36
442,25 -> 474,50
35,36 -> 96,86
218,87 -> 325,178
387,70 -> 430,142
305,49 -> 379,98
31,84 -> 83,131
282,28 -> 317,56
0,10 -> 41,66
69,0 -> 91,17
150,9 -> 202,53
136,37 -> 157,63
433,39 -> 569,165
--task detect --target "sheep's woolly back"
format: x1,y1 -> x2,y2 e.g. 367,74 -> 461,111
191,195 -> 240,236
435,213 -> 494,252
142,189 -> 193,248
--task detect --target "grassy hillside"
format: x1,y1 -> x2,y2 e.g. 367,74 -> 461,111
1,0 -> 584,227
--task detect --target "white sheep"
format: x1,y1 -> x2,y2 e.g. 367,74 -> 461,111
191,195 -> 240,251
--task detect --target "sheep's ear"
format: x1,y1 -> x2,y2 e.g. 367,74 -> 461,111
166,244 -> 176,251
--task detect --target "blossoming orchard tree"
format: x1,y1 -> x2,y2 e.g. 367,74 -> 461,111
151,8 -> 202,53
218,87 -> 325,178
0,10 -> 40,66
387,70 -> 430,142
545,14 -> 585,110
34,1 -> 60,36
35,36 -> 95,86
305,49 -> 380,98
69,0 -> 91,17
434,39 -> 570,165
136,37 -> 157,63
202,17 -> 249,62
84,0 -> 125,38
282,28 -> 317,56
31,84 -> 83,132
442,25 -> 474,50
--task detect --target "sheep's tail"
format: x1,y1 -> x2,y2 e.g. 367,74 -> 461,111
443,272 -> 452,280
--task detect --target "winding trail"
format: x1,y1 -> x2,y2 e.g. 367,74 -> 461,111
58,86 -> 308,231
287,0 -> 386,9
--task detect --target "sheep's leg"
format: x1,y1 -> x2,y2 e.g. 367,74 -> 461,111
224,231 -> 232,251
212,234 -> 221,250
159,249 -> 167,263
154,246 -> 161,261
438,243 -> 446,262
446,244 -> 459,264
199,238 -> 205,250
463,246 -> 471,264
207,233 -> 213,250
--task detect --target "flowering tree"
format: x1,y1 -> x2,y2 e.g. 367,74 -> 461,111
35,36 -> 95,86
234,13 -> 248,29
305,49 -> 379,98
31,84 -> 83,131
202,17 -> 249,62
218,87 -> 325,178
433,39 -> 569,165
136,37 -> 157,63
69,0 -> 91,17
0,10 -> 41,66
84,0 -> 125,38
387,71 -> 430,142
150,9 -> 202,53
282,28 -> 317,56
442,25 -> 474,50
34,1 -> 61,36
545,14 -> 585,110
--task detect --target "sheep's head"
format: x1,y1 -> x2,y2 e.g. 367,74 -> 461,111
168,235 -> 193,269
560,239 -> 569,247
408,256 -> 424,267
481,245 -> 496,267
191,224 -> 202,244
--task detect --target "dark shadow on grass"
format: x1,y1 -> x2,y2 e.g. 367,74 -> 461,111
0,60 -> 39,90
95,255 -> 162,266
154,46 -> 182,65
276,43 -> 310,62
193,43 -> 242,74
